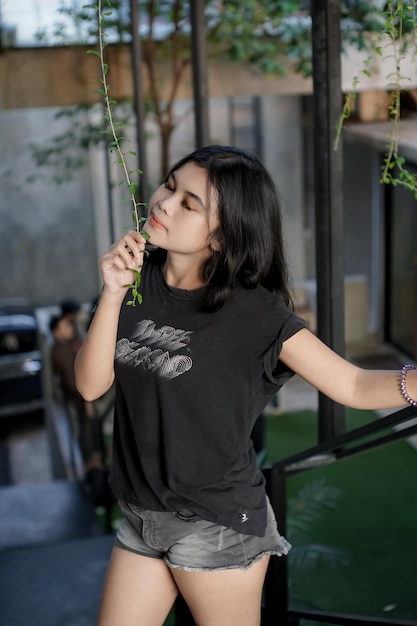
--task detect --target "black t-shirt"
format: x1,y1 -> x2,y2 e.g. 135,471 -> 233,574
110,258 -> 306,536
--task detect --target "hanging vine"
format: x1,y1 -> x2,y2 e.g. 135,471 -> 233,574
85,0 -> 148,305
335,1 -> 417,199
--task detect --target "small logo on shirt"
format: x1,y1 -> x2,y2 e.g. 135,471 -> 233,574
240,511 -> 249,523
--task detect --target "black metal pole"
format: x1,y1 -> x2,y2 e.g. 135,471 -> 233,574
175,594 -> 195,625
129,0 -> 149,211
190,0 -> 210,148
311,0 -> 346,441
263,466 -> 289,625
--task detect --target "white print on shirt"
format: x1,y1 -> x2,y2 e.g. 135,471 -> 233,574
115,319 -> 193,379
132,319 -> 193,351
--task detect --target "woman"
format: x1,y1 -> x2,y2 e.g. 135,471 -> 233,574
75,146 -> 417,626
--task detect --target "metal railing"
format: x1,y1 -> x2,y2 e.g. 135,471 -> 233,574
263,404 -> 417,626
287,608 -> 417,626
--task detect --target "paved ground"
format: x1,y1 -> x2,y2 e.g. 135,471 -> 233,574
7,414 -> 53,484
0,412 -> 51,486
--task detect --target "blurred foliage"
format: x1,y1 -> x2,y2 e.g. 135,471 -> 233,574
30,1 -> 417,186
34,1 -> 416,78
287,478 -> 349,596
334,1 -> 417,198
28,103 -> 134,185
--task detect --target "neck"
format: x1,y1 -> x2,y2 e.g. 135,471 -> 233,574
163,254 -> 208,290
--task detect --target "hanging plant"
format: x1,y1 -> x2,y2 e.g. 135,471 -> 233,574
335,1 -> 417,199
84,0 -> 149,305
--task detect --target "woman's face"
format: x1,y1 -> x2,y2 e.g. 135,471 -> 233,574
144,161 -> 219,261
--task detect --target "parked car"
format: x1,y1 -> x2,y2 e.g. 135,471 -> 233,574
0,299 -> 43,418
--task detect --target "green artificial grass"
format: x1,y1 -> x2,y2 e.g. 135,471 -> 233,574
265,409 -> 417,622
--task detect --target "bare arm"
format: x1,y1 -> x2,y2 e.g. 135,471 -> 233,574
279,328 -> 417,410
75,231 -> 146,401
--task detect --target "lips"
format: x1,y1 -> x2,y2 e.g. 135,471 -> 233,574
148,213 -> 166,230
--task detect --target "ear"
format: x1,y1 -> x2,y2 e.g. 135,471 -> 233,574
208,224 -> 221,251
209,236 -> 220,251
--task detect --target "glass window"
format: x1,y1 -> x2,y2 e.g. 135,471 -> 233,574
387,161 -> 417,359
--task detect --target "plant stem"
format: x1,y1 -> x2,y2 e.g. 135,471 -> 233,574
86,0 -> 148,305
97,0 -> 141,232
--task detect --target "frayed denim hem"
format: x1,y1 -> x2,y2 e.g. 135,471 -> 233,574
165,545 -> 291,573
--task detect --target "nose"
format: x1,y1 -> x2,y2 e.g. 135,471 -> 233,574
159,196 -> 174,216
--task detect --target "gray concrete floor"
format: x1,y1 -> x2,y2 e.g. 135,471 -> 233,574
7,419 -> 52,484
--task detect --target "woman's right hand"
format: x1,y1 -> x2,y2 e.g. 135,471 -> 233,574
100,230 -> 147,297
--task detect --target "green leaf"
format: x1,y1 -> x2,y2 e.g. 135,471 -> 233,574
86,49 -> 100,57
131,269 -> 142,281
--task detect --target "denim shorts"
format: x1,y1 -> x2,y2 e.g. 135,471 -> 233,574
115,497 -> 291,571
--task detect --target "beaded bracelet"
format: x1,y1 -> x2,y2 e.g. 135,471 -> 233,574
399,364 -> 417,407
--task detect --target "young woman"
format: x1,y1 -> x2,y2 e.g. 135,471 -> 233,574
75,145 -> 417,626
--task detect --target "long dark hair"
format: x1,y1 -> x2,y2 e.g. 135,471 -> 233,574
160,145 -> 293,311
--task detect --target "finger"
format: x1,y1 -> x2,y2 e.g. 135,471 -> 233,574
127,229 -> 147,246
115,240 -> 139,268
121,233 -> 145,264
102,245 -> 132,272
112,254 -> 131,273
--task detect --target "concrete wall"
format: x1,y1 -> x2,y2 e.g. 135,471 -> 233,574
261,95 -> 305,282
342,142 -> 379,348
0,44 -> 312,111
2,38 -> 417,111
2,94 -> 306,307
2,90 -> 402,353
1,107 -> 99,306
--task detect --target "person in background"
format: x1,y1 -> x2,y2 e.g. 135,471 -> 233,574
75,145 -> 417,626
50,315 -> 103,477
59,299 -> 84,349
